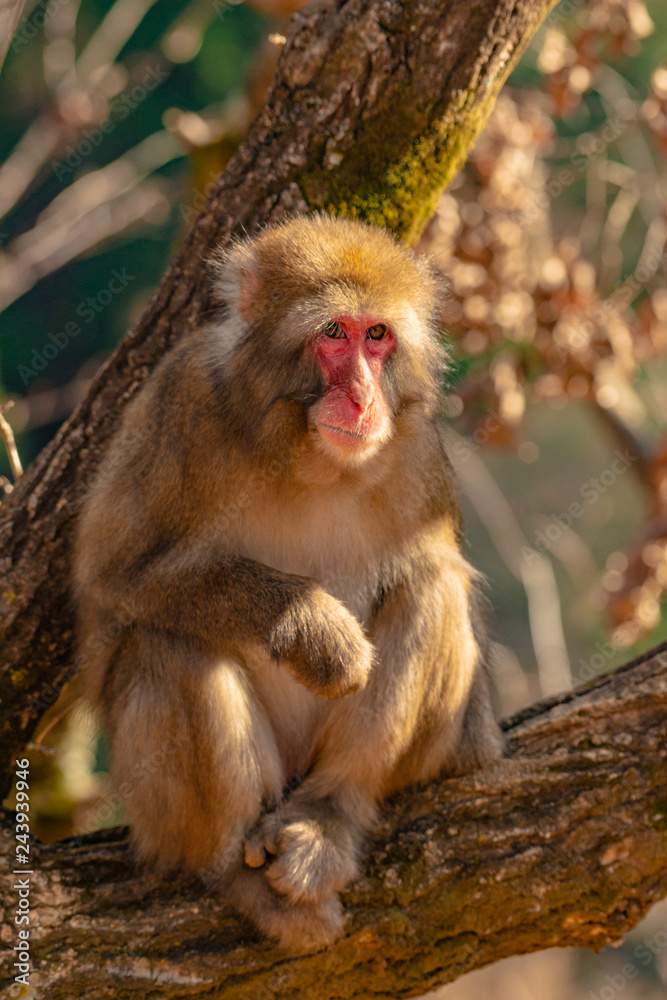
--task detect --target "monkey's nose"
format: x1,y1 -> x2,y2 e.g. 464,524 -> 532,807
348,379 -> 373,411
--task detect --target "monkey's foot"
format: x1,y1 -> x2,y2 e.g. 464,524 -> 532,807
265,814 -> 358,905
228,865 -> 344,951
263,894 -> 344,951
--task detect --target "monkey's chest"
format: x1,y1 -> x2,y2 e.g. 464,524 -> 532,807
235,497 -> 388,622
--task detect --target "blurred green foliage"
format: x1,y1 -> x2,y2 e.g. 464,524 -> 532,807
0,0 -> 268,469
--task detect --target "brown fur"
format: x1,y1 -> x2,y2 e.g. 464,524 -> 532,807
73,215 -> 502,950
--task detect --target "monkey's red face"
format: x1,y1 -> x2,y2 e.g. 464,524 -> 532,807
311,315 -> 395,462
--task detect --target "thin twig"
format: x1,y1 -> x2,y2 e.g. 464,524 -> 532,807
28,696 -> 81,753
444,425 -> 572,697
43,0 -> 82,90
72,0 -> 160,88
0,0 -> 164,223
0,130 -> 184,312
0,118 -> 63,223
0,401 -> 22,481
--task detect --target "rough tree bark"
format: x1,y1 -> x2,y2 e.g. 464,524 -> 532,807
3,0 -> 666,995
2,643 -> 667,998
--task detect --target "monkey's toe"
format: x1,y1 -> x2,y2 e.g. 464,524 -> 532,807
243,837 -> 267,868
244,810 -> 281,868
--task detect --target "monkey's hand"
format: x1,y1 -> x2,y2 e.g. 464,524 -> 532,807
269,589 -> 374,698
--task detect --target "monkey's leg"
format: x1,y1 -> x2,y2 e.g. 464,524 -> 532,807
105,629 -> 284,873
105,630 -> 344,948
258,556 -> 502,906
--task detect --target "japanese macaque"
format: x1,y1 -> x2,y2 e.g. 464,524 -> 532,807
73,215 -> 502,950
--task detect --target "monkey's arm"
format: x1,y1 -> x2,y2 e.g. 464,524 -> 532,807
90,550 -> 373,700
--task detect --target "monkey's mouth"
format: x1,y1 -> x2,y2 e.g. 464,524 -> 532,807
317,422 -> 387,454
320,423 -> 368,440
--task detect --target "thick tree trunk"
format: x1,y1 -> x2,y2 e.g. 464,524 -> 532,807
0,0 -> 559,786
2,643 -> 667,998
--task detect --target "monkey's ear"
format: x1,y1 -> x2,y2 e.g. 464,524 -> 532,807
212,239 -> 261,324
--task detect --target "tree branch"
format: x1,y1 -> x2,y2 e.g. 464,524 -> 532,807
2,642 -> 667,998
0,0 -> 560,789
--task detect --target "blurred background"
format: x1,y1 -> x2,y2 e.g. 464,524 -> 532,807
1,0 -> 667,995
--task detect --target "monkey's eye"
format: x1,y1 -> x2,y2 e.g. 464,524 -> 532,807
367,324 -> 387,340
323,321 -> 344,338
